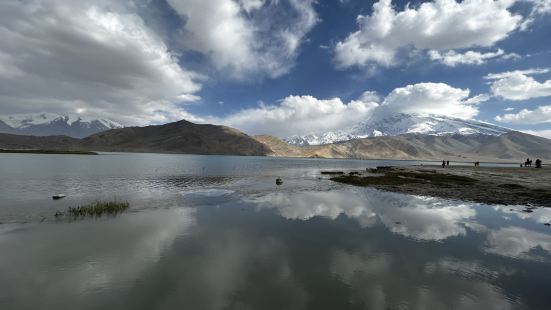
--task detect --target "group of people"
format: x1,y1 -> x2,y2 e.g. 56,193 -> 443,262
440,158 -> 543,168
522,158 -> 543,168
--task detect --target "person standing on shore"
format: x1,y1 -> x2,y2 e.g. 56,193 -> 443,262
442,160 -> 446,168
446,160 -> 450,167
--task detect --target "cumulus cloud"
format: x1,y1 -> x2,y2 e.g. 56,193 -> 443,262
486,68 -> 551,100
495,105 -> 551,123
379,82 -> 481,119
428,49 -> 519,67
212,82 -> 484,137
167,0 -> 318,79
213,94 -> 379,137
334,0 -> 522,68
523,129 -> 551,139
0,0 -> 202,125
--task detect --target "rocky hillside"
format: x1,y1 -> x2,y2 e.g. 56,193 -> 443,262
257,131 -> 551,162
0,120 -> 270,156
80,120 -> 270,155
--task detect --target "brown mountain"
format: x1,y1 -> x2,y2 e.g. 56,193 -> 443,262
255,132 -> 551,162
0,120 -> 270,156
0,133 -> 79,150
2,119 -> 549,161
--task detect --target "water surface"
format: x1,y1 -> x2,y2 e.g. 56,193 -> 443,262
1,153 -> 550,309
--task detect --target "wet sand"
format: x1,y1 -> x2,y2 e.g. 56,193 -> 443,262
330,165 -> 551,207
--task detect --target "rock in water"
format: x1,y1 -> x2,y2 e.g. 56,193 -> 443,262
276,178 -> 283,185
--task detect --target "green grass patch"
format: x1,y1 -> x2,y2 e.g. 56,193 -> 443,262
67,200 -> 129,216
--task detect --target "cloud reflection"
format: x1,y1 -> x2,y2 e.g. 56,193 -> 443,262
0,208 -> 195,309
485,226 -> 551,260
251,188 -> 479,241
330,249 -> 521,310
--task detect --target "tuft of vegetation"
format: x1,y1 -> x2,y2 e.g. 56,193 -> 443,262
0,149 -> 97,155
67,200 -> 129,216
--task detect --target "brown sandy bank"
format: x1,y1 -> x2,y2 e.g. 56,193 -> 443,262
329,165 -> 551,207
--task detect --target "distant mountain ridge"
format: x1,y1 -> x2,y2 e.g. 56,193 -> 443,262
258,131 -> 551,162
0,113 -> 123,138
1,117 -> 548,161
286,114 -> 512,146
0,119 -> 269,156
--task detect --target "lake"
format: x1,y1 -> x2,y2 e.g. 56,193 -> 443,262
1,153 -> 550,310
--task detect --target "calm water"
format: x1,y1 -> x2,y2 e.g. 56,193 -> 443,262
1,153 -> 550,310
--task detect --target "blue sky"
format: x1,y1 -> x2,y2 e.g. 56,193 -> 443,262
1,0 -> 550,138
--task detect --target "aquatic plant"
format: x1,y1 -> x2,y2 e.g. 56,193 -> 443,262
67,200 -> 129,216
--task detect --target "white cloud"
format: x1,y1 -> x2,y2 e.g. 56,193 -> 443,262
485,68 -> 550,80
212,94 -> 379,137
486,69 -> 551,100
238,0 -> 265,13
523,129 -> 551,139
211,82 -> 483,137
335,0 -> 522,68
428,49 -> 519,67
380,82 -> 481,119
504,107 -> 515,111
495,105 -> 551,123
167,0 -> 318,80
520,0 -> 551,29
0,0 -> 202,125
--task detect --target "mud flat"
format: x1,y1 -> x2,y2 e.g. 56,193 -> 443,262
330,165 -> 551,207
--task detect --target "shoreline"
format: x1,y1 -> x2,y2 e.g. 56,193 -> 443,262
329,165 -> 551,207
0,149 -> 98,155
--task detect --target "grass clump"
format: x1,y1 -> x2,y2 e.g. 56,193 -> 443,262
67,200 -> 129,217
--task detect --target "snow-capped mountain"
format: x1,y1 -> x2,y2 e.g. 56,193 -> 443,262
285,113 -> 511,146
0,113 -> 123,138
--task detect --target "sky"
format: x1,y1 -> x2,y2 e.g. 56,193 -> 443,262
0,0 -> 551,138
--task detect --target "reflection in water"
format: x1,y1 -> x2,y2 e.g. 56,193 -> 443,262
0,209 -> 195,309
485,227 -> 551,260
251,188 -> 479,241
129,232 -> 308,310
330,249 -> 522,310
1,154 -> 551,309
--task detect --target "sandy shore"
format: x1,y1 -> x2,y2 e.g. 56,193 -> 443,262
329,165 -> 551,207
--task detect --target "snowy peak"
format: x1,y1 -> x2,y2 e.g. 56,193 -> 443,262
0,113 -> 123,138
286,114 -> 511,146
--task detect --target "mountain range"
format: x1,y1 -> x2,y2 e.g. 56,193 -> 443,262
0,113 -> 122,138
257,132 -> 551,162
0,119 -> 269,156
0,113 -> 550,162
286,114 -> 512,146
